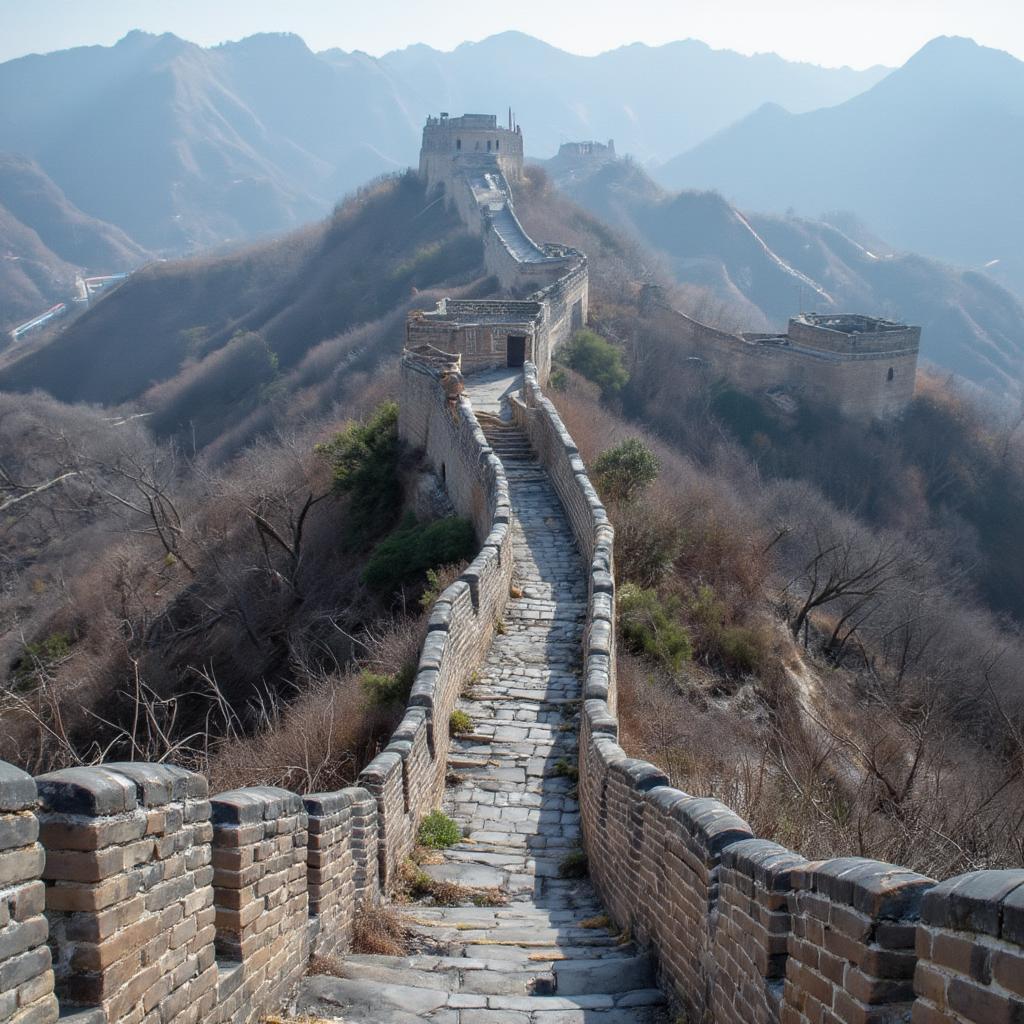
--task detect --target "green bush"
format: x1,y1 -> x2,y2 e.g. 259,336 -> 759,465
363,515 -> 476,594
449,710 -> 473,735
562,329 -> 629,398
550,368 -> 569,392
13,632 -> 72,689
618,584 -> 692,671
361,669 -> 413,707
718,627 -> 763,674
594,438 -> 659,503
418,810 -> 462,849
690,585 -> 763,674
316,402 -> 401,545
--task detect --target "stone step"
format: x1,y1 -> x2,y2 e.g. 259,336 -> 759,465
296,973 -> 666,1023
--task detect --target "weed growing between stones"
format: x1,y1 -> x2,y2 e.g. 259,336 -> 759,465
548,758 -> 579,782
449,709 -> 473,735
398,859 -> 508,907
417,809 -> 461,848
350,904 -> 410,956
579,914 -> 610,929
559,848 -> 588,878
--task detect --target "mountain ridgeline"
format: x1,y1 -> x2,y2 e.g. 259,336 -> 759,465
0,154 -> 149,322
0,173 -> 483,452
0,30 -> 885,261
656,36 -> 1024,297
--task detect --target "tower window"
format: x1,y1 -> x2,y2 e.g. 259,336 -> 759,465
487,140 -> 492,151
887,367 -> 895,381
495,139 -> 499,150
456,138 -> 461,151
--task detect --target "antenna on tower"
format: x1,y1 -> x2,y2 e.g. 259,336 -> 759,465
508,106 -> 512,130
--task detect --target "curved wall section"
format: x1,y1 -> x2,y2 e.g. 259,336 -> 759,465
360,350 -> 514,886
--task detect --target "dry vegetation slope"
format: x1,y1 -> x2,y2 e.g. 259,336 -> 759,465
555,369 -> 1024,878
512,171 -> 1024,876
0,171 -> 484,446
0,173 -> 495,792
0,393 -> 480,795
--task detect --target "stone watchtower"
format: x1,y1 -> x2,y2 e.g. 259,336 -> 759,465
419,112 -> 525,193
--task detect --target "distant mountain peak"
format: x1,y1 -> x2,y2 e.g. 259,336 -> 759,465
217,32 -> 314,56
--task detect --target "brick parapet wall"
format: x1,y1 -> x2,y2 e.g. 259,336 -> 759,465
362,353 -> 514,886
641,290 -> 917,420
0,756 -> 381,1024
507,362 -> 1024,1024
913,871 -> 1024,1022
0,762 -> 55,1024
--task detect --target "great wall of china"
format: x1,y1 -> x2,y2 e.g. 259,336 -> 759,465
0,113 -> 1020,1024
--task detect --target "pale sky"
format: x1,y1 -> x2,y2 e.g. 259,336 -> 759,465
0,0 -> 1021,68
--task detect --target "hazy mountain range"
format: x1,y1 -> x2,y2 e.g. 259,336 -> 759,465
0,154 -> 148,322
0,30 -> 884,268
0,27 -> 1019,369
657,36 -> 1024,296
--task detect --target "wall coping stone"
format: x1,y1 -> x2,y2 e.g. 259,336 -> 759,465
794,857 -> 935,918
101,762 -> 208,804
0,761 -> 36,811
209,786 -> 304,825
35,767 -> 138,816
723,838 -> 808,889
921,869 -> 1024,937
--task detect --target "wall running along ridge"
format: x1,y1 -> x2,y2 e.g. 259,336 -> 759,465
639,288 -> 919,420
510,361 -> 1024,1024
363,350 -> 513,887
0,111 -> 1016,1024
408,114 -> 589,383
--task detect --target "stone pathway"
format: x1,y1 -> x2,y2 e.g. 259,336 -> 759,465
294,384 -> 665,1024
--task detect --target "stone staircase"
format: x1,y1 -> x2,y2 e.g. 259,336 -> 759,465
292,410 -> 666,1023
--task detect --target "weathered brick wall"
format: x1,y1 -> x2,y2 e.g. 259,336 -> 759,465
0,759 -> 382,1024
914,871 -> 1024,1022
711,839 -> 805,1024
303,788 -> 378,957
363,353 -> 513,885
642,293 -> 918,420
208,787 -> 308,1022
35,763 -> 216,1024
0,763 -> 55,1024
528,258 -> 589,382
781,859 -> 931,1024
482,215 -> 572,292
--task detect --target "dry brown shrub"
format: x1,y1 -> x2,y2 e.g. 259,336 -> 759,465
351,904 -> 410,957
205,669 -> 394,795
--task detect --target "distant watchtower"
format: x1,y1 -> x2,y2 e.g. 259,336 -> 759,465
419,112 -> 525,192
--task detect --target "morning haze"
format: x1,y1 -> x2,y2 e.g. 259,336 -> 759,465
1,3 -> 1023,1024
